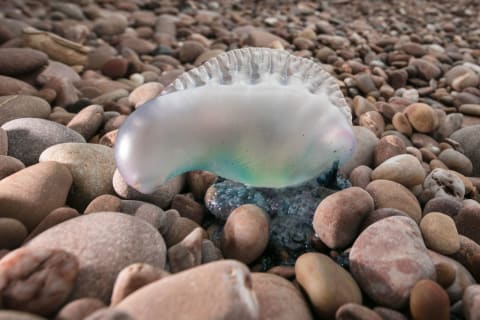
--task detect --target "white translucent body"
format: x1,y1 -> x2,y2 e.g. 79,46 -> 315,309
115,48 -> 356,193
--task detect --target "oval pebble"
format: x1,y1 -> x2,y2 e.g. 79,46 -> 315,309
374,134 -> 406,167
409,279 -> 450,320
56,298 -> 106,320
438,148 -> 473,176
0,155 -> 25,180
404,103 -> 438,133
0,95 -> 51,126
420,212 -> 460,255
371,154 -> 425,187
336,303 -> 382,320
0,218 -> 28,249
67,105 -> 104,141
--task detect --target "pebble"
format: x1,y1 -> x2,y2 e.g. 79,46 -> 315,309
221,204 -> 269,264
56,298 -> 106,320
67,105 -> 104,141
128,82 -> 164,108
84,308 -> 135,320
445,65 -> 480,91
404,103 -> 438,133
0,76 -> 37,96
352,96 -> 377,117
360,208 -> 410,231
348,165 -> 372,189
170,194 -> 205,225
335,303 -> 383,320
178,41 -> 206,63
251,272 -> 312,320
0,218 -> 28,249
423,196 -> 464,217
373,307 -> 408,320
438,149 -> 473,176
435,262 -> 457,288
186,170 -> 217,201
168,227 -> 204,273
409,279 -> 450,320
340,126 -> 379,175
84,194 -> 122,214
350,216 -> 435,309
100,58 -> 129,79
410,59 -> 442,80
420,212 -> 460,255
392,112 -> 413,136
374,134 -> 407,166
463,285 -> 480,320
355,73 -> 377,95
313,187 -> 374,249
359,110 -> 385,137
366,179 -> 422,223
0,247 -> 79,316
27,212 -> 166,303
0,161 -> 72,230
459,104 -> 480,117
116,260 -> 259,320
0,155 -> 25,180
24,207 -> 80,242
39,143 -> 116,211
424,168 -> 465,199
434,113 -> 463,140
245,29 -> 288,48
451,235 -> 480,282
201,239 -> 223,263
112,169 -> 184,209
455,205 -> 480,245
0,48 -> 48,76
0,95 -> 51,126
111,263 -> 169,306
93,14 -> 128,36
120,37 -> 156,55
371,154 -> 425,187
450,125 -> 480,176
295,252 -> 362,318
2,118 -> 85,166
0,127 -> 6,155
0,311 -> 46,320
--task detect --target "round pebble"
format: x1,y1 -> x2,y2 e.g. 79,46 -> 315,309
0,218 -> 28,249
0,155 -> 25,180
67,105 -> 104,141
340,126 -> 379,175
374,134 -> 407,167
450,125 -> 480,176
404,103 -> 438,133
336,303 -> 382,320
0,95 -> 51,127
420,212 -> 460,255
409,279 -> 450,320
371,154 -> 425,187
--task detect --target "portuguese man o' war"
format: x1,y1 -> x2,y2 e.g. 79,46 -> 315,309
115,47 -> 356,194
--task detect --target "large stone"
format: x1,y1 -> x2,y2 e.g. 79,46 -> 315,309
0,95 -> 50,126
27,212 -> 166,303
350,216 -> 435,309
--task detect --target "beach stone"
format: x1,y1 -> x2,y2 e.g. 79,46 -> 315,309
352,96 -> 376,117
0,76 -> 37,96
355,73 -> 377,95
313,187 -> 374,249
251,273 -> 312,320
401,42 -> 426,57
25,207 -> 80,242
67,105 -> 104,141
434,113 -> 463,140
101,58 -> 129,79
411,59 -> 442,80
27,212 -> 166,303
349,165 -> 372,189
423,196 -> 463,218
451,235 -> 480,282
420,212 -> 460,255
340,126 -> 379,175
194,49 -> 224,66
455,206 -> 480,244
0,311 -> 45,320
360,208 -> 410,231
0,155 -> 25,180
0,128 -> 6,155
0,218 -> 27,249
111,263 -> 169,306
445,66 -> 480,91
84,308 -> 134,320
459,104 -> 480,117
120,37 -> 156,55
2,118 -> 85,166
336,303 -> 382,320
201,239 -> 223,263
0,162 -> 72,231
0,48 -> 48,76
463,285 -> 480,320
0,95 -> 51,126
113,169 -> 184,209
392,112 -> 413,136
178,41 -> 206,63
424,168 -> 465,199
371,154 -> 425,187
435,262 -> 456,288
186,170 -> 217,201
359,111 -> 385,137
404,103 -> 438,133
56,298 -> 106,320
221,204 -> 269,264
438,149 -> 473,176
128,82 -> 164,108
171,194 -> 205,225
373,307 -> 408,320
374,135 -> 406,167
350,216 -> 435,309
0,247 -> 79,316
366,179 -> 422,223
168,227 -> 204,273
93,14 -> 128,36
245,29 -> 288,47
39,143 -> 116,211
409,279 -> 450,320
116,260 -> 259,320
295,252 -> 362,318
84,194 -> 122,214
450,125 -> 480,176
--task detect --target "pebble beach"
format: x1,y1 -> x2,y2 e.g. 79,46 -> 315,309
1,0 -> 480,319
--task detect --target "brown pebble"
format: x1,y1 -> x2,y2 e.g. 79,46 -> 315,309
67,105 -> 104,141
336,303 -> 382,320
435,262 -> 456,289
409,279 -> 450,320
168,227 -> 204,273
170,194 -> 205,225
420,212 -> 460,255
0,128 -> 7,155
359,111 -> 385,137
187,170 -> 217,201
101,58 -> 129,79
84,194 -> 122,214
24,207 -> 79,243
438,149 -> 473,176
0,155 -> 25,180
349,165 -> 372,189
404,103 -> 438,133
392,112 -> 413,136
360,208 -> 410,231
0,218 -> 28,250
374,135 -> 406,167
201,239 -> 223,263
56,298 -> 106,320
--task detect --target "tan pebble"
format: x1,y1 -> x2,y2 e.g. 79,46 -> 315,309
0,310 -> 47,319
0,155 -> 25,180
313,187 -> 374,248
110,263 -> 169,306
335,303 -> 382,320
84,194 -> 122,214
340,126 -> 379,175
0,247 -> 79,316
423,196 -> 464,217
420,147 -> 437,162
374,135 -> 406,166
392,112 -> 413,136
84,308 -> 134,320
168,227 -> 204,273
179,41 -> 206,63
221,204 -> 269,264
98,129 -> 117,147
163,213 -> 204,247
406,146 -> 423,161
410,279 -> 450,320
420,212 -> 460,255
372,154 -> 426,187
435,262 -> 456,289
266,265 -> 295,279
459,104 -> 480,117
187,170 -> 217,201
252,273 -> 313,320
348,165 -> 372,189
0,218 -> 27,250
0,95 -> 50,126
373,307 -> 408,320
295,253 -> 362,318
56,298 -> 106,320
430,159 -> 449,170
0,128 -> 7,155
359,111 -> 385,137
116,260 -> 259,320
438,149 -> 473,176
170,194 -> 205,225
24,207 -> 79,242
201,239 -> 223,263
67,105 -> 104,141
450,235 -> 480,283
352,95 -> 377,117
128,82 -> 164,108
404,103 -> 438,133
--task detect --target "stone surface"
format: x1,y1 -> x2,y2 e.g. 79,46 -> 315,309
335,303 -> 382,320
374,135 -> 406,167
438,148 -> 473,177
56,298 -> 106,320
0,218 -> 28,250
371,154 -> 425,187
0,127 -> 6,156
455,205 -> 480,244
463,284 -> 480,320
313,187 -> 374,249
0,48 -> 48,76
168,227 -> 204,273
2,118 -> 85,166
67,105 -> 104,141
424,168 -> 465,200
0,155 -> 25,180
409,279 -> 450,320
251,272 -> 312,320
27,212 -> 167,303
116,260 -> 258,320
350,216 -> 435,309
404,103 -> 438,133
24,207 -> 80,242
0,162 -> 72,230
295,253 -> 362,318
39,143 -> 116,211
450,125 -> 480,176
420,212 -> 460,255
340,126 -> 379,175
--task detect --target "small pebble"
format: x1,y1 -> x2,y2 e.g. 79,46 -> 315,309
409,279 -> 450,320
420,212 -> 460,255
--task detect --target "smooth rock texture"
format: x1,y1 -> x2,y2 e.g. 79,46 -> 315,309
0,161 -> 72,230
0,127 -> 6,155
420,212 -> 460,255
340,126 -> 379,175
335,303 -> 382,320
463,284 -> 480,320
0,155 -> 25,180
371,154 -> 425,187
438,148 -> 473,176
295,253 -> 362,318
0,95 -> 51,126
350,216 -> 435,309
56,298 -> 106,320
0,218 -> 28,249
251,272 -> 313,320
450,125 -> 480,176
24,207 -> 80,242
39,143 -> 116,211
116,260 -> 259,320
0,48 -> 48,76
455,205 -> 480,244
424,168 -> 465,200
313,187 -> 374,248
2,118 -> 85,166
27,212 -> 167,303
409,279 -> 450,320
67,104 -> 104,141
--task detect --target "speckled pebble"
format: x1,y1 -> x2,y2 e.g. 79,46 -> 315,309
424,168 -> 465,200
